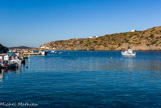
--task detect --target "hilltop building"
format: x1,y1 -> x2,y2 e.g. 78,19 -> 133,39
131,29 -> 136,32
89,36 -> 99,38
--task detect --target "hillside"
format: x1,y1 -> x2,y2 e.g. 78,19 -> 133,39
0,44 -> 8,53
41,26 -> 161,51
9,46 -> 31,49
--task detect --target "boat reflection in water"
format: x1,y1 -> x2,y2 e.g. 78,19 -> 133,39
0,68 -> 21,82
0,70 -> 3,82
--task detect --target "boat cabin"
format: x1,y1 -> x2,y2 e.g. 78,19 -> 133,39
0,54 -> 9,63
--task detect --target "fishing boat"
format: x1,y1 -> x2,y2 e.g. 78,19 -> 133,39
0,52 -> 22,69
9,59 -> 22,65
121,49 -> 136,56
0,62 -> 18,69
51,50 -> 57,54
40,51 -> 47,56
51,50 -> 55,53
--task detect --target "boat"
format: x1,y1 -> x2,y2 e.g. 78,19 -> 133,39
0,52 -> 22,69
9,59 -> 22,65
40,51 -> 47,56
51,50 -> 55,53
0,62 -> 18,69
121,49 -> 136,56
51,50 -> 57,54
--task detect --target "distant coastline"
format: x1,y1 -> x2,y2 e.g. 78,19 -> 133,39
1,26 -> 161,52
40,26 -> 161,51
9,46 -> 31,50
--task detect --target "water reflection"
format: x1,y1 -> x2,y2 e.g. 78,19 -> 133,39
0,68 -> 21,82
0,51 -> 161,107
102,56 -> 161,73
0,70 -> 3,82
123,57 -> 135,68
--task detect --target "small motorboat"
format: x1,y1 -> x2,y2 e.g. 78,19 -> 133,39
51,50 -> 57,54
40,51 -> 47,56
0,52 -> 23,69
51,50 -> 55,53
9,59 -> 22,65
121,49 -> 136,56
0,62 -> 18,69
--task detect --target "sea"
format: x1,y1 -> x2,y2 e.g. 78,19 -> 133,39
0,51 -> 161,108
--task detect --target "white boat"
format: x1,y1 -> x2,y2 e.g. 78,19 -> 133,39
40,51 -> 47,56
0,53 -> 22,69
51,50 -> 57,53
51,50 -> 55,53
121,49 -> 136,56
9,59 -> 22,65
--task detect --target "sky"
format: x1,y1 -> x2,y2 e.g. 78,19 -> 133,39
0,0 -> 161,47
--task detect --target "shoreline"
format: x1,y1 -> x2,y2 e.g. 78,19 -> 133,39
9,49 -> 161,52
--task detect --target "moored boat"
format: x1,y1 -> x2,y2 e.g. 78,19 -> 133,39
40,51 -> 47,56
0,52 -> 23,69
0,62 -> 18,69
51,50 -> 55,53
121,49 -> 136,56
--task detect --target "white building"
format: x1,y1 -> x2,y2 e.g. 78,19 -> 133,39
89,36 -> 99,38
0,55 -> 9,63
40,46 -> 45,49
45,47 -> 49,49
131,29 -> 136,32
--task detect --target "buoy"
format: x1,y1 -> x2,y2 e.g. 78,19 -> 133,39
51,59 -> 52,62
111,57 -> 112,59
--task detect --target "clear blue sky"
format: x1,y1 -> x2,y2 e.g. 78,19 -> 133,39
0,0 -> 161,47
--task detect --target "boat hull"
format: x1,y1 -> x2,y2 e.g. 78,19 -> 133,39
121,52 -> 136,56
0,63 -> 18,69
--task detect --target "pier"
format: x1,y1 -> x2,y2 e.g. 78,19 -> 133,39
22,52 -> 40,56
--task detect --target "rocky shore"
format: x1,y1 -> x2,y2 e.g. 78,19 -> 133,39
41,26 -> 161,51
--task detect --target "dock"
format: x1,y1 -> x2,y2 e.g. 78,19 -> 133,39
23,52 -> 40,56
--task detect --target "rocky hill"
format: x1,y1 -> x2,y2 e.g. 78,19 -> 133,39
0,44 -> 8,53
41,26 -> 161,51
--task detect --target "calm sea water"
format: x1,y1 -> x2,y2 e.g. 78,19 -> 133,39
0,51 -> 161,108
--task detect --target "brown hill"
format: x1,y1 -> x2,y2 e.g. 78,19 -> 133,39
41,26 -> 161,51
